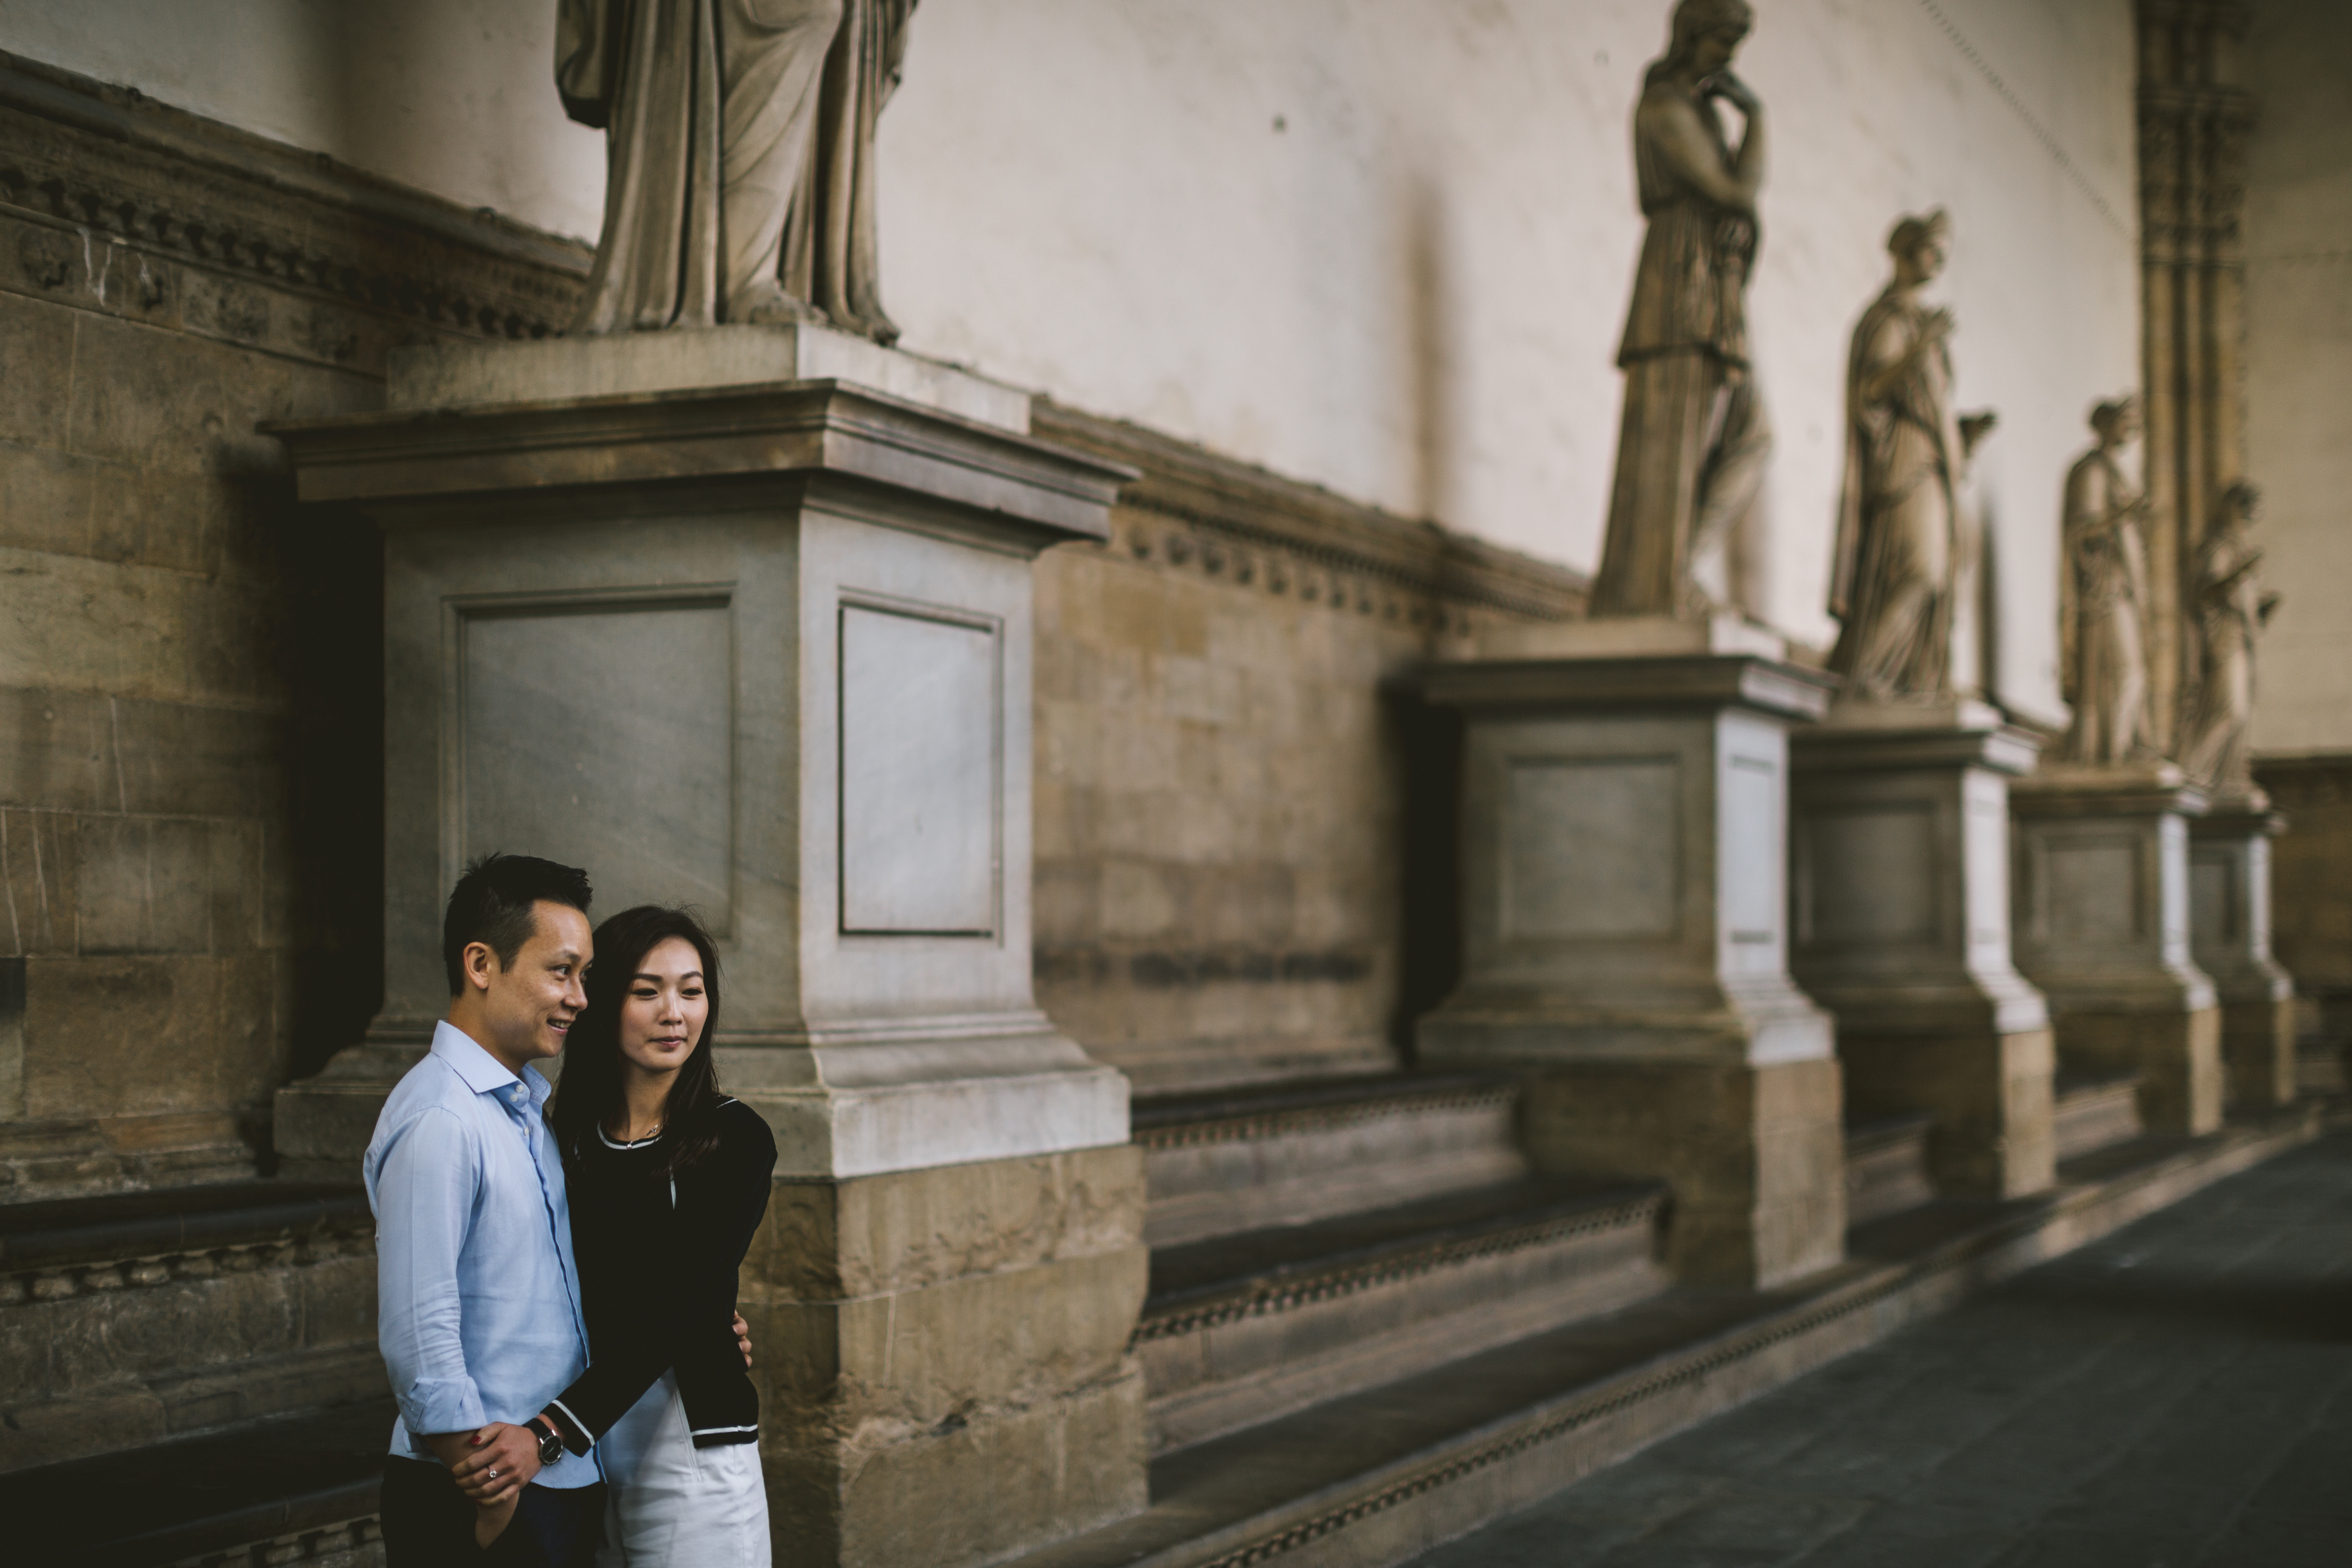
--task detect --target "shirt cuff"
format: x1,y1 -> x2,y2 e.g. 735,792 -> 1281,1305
398,1375 -> 488,1442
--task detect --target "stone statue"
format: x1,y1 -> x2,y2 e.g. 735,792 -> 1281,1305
1589,0 -> 1771,619
2178,481 -> 2278,790
1827,210 -> 1995,702
2058,396 -> 2154,764
556,0 -> 917,340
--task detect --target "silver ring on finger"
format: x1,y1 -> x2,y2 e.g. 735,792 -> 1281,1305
486,1468 -> 498,1480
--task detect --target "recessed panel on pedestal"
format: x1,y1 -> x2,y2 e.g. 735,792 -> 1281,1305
838,601 -> 1000,936
2042,839 -> 2142,946
1800,802 -> 1934,946
457,594 -> 735,931
1499,754 -> 1678,940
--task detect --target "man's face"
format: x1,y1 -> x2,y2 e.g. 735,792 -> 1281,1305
472,902 -> 593,1065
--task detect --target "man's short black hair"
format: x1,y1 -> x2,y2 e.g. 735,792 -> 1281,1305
443,853 -> 594,995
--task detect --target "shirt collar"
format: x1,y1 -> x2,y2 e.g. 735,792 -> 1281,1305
431,1020 -> 549,1106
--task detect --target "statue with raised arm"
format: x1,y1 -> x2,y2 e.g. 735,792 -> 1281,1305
556,0 -> 917,340
2058,397 -> 2154,764
2178,481 -> 2278,790
1589,0 -> 1771,618
1828,210 -> 1994,700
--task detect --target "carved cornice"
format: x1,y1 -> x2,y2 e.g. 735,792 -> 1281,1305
1032,401 -> 1588,623
0,50 -> 588,368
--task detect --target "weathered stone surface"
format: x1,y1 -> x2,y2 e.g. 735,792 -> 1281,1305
2011,766 -> 2225,1136
2190,797 -> 2299,1110
749,1147 -> 1149,1568
1520,1057 -> 1845,1289
1791,710 -> 2054,1198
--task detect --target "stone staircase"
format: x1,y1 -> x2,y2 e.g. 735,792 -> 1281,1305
1131,1075 -> 1670,1456
0,1182 -> 390,1566
1842,1114 -> 1936,1226
2053,1072 -> 2147,1163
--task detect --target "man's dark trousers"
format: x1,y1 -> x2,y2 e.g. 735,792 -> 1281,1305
380,1458 -> 606,1566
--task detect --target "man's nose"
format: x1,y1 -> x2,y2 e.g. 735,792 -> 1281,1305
564,975 -> 587,1011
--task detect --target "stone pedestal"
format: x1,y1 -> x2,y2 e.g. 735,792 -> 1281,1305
2010,765 -> 2222,1137
1791,699 -> 2055,1199
265,325 -> 1148,1566
2191,791 -> 2297,1111
1417,622 -> 1845,1288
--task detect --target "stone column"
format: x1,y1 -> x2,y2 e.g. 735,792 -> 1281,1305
267,326 -> 1147,1568
2010,765 -> 2223,1136
2137,0 -> 2255,749
1417,620 -> 1844,1289
2190,790 -> 2295,1109
1791,700 -> 2055,1199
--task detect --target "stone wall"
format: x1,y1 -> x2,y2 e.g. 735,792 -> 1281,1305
0,54 -> 1584,1185
0,55 -> 577,1196
1027,407 -> 1581,1093
2256,755 -> 2352,1048
9,1 -> 2144,718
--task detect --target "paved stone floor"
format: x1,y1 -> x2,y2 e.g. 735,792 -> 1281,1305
1408,1129 -> 2352,1568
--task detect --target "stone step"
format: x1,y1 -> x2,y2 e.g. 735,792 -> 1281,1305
0,1396 -> 390,1567
0,1181 -> 381,1474
1843,1113 -> 1937,1227
1139,1178 -> 1667,1454
2053,1072 -> 2146,1164
1009,1108 -> 2321,1568
1134,1073 -> 1527,1249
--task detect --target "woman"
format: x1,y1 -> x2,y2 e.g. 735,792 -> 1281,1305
465,905 -> 777,1563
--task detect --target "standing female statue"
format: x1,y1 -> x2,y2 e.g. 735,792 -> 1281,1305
557,0 -> 917,339
2058,397 -> 2154,764
2178,481 -> 2278,790
1827,210 -> 1989,700
1589,0 -> 1771,618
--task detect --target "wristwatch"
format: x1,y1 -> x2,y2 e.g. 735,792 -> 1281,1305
530,1414 -> 566,1468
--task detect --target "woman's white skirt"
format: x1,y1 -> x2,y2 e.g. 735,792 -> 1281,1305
595,1371 -> 771,1567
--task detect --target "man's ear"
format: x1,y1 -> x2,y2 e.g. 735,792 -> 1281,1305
462,940 -> 501,993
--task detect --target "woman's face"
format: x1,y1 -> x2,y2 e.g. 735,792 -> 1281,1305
617,936 -> 709,1081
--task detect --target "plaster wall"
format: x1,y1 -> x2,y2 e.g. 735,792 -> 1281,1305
2242,0 -> 2352,758
9,0 -> 2136,721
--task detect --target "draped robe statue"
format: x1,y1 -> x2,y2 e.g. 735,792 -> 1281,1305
1590,0 -> 1771,618
557,0 -> 916,339
2177,481 -> 2278,790
1827,210 -> 1985,701
2058,398 -> 2154,765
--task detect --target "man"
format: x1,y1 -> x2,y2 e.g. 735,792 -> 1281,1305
366,853 -> 606,1564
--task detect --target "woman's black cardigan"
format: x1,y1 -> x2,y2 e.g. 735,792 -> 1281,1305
542,1098 -> 776,1454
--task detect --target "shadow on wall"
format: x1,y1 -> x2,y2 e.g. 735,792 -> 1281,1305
1390,684 -> 1462,1065
260,483 -> 385,1087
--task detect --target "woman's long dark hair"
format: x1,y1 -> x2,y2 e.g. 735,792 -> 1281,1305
550,904 -> 725,1175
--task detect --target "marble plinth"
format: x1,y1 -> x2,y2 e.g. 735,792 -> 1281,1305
263,328 -> 1148,1565
1416,643 -> 1845,1287
1791,700 -> 2055,1198
2191,792 -> 2297,1111
2010,766 -> 2222,1136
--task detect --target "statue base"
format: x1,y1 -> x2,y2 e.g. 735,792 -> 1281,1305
2010,764 -> 2223,1136
1415,644 -> 1845,1287
1791,699 -> 2056,1199
2190,789 -> 2298,1111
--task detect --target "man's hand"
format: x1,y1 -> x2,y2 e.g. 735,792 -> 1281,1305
437,1423 -> 541,1504
735,1312 -> 754,1368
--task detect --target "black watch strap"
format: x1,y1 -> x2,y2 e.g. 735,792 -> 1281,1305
531,1414 -> 565,1466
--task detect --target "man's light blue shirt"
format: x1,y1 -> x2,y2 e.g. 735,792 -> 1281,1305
363,1020 -> 599,1486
